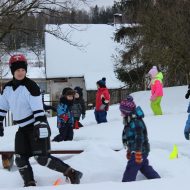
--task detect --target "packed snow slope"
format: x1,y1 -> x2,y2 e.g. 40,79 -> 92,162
0,85 -> 190,190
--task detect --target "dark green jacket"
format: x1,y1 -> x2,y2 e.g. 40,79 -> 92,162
122,107 -> 150,155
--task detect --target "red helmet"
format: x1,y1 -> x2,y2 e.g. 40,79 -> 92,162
9,54 -> 27,66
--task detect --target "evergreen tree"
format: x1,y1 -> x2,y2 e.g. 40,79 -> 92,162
114,0 -> 190,89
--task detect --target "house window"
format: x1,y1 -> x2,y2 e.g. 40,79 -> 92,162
54,78 -> 68,83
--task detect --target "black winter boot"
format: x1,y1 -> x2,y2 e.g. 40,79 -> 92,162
24,181 -> 36,187
17,164 -> 35,187
64,167 -> 83,184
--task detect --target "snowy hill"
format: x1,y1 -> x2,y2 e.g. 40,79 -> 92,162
0,85 -> 190,190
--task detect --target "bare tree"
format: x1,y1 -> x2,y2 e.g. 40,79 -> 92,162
0,0 -> 89,52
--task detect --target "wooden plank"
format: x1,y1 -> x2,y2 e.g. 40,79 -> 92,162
0,149 -> 121,155
0,150 -> 83,154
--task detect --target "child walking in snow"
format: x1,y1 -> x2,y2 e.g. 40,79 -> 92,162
0,55 -> 82,186
52,87 -> 75,142
148,66 -> 164,115
184,85 -> 190,140
119,95 -> 160,182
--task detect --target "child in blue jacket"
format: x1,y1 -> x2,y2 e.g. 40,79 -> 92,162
52,87 -> 75,142
184,84 -> 190,140
119,95 -> 160,182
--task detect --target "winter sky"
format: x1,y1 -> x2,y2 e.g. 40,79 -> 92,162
75,0 -> 118,10
87,0 -> 117,7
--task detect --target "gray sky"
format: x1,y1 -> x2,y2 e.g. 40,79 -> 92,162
88,0 -> 116,7
80,0 -> 119,10
56,1 -> 118,10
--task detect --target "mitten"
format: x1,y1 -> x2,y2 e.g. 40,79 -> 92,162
185,89 -> 190,99
150,96 -> 156,101
74,121 -> 79,129
187,103 -> 190,113
99,104 -> 106,110
0,124 -> 4,137
34,121 -> 50,141
184,126 -> 190,140
82,114 -> 85,120
135,151 -> 143,164
102,97 -> 109,105
184,131 -> 190,140
126,150 -> 131,160
184,115 -> 190,140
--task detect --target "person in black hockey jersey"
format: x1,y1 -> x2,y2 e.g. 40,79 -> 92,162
0,54 -> 82,187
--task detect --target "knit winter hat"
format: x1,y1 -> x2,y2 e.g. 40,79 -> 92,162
119,95 -> 136,116
74,86 -> 83,97
148,66 -> 158,78
9,54 -> 27,75
97,77 -> 106,88
62,87 -> 75,97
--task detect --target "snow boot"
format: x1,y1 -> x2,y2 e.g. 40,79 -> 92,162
17,163 -> 35,187
2,153 -> 14,170
64,167 -> 83,184
24,181 -> 36,187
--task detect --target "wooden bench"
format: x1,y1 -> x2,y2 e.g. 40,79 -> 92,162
0,149 -> 121,155
0,150 -> 84,154
0,149 -> 121,170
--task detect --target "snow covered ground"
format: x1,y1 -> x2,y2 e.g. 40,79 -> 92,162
0,85 -> 190,189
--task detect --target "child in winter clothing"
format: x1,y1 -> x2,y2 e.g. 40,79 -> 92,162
120,95 -> 160,182
184,85 -> 190,140
72,86 -> 86,129
0,55 -> 82,186
52,87 -> 75,142
148,66 -> 163,115
95,77 -> 110,124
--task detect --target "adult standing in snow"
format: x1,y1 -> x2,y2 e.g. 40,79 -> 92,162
148,66 -> 164,115
95,77 -> 110,124
119,95 -> 161,182
184,84 -> 190,140
0,54 -> 82,186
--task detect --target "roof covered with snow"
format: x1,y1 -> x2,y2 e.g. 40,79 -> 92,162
45,24 -> 125,90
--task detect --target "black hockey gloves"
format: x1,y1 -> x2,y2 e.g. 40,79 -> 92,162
33,121 -> 51,141
0,123 -> 4,137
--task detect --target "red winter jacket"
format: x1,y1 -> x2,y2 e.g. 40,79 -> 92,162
95,87 -> 110,111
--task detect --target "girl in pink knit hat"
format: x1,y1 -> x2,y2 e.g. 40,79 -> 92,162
148,66 -> 158,78
148,66 -> 163,115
